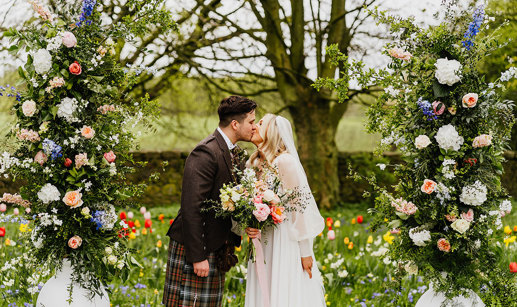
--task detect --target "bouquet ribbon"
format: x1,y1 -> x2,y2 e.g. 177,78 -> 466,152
252,233 -> 270,307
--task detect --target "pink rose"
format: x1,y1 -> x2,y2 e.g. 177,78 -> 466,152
68,235 -> 82,249
34,151 -> 48,166
69,61 -> 82,75
62,31 -> 77,48
432,101 -> 445,115
140,207 -> 146,214
253,203 -> 271,222
421,179 -> 437,194
388,47 -> 412,61
104,151 -> 116,163
462,93 -> 478,108
81,126 -> 95,139
461,209 -> 474,222
0,204 -> 6,212
270,205 -> 286,224
253,194 -> 264,204
472,134 -> 492,148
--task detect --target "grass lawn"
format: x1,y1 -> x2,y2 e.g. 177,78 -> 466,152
1,201 -> 517,306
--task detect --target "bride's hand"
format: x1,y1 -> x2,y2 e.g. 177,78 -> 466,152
245,227 -> 260,239
301,256 -> 313,279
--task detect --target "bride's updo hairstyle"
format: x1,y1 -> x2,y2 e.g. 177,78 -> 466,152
249,113 -> 287,168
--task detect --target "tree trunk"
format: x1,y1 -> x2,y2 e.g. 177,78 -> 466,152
289,96 -> 342,209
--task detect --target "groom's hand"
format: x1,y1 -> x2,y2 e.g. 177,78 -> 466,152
193,260 -> 209,278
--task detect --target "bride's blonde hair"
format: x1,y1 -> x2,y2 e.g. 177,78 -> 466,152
249,113 -> 287,168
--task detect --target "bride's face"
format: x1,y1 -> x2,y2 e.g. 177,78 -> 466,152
251,118 -> 265,146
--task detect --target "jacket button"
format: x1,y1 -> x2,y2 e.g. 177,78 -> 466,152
203,246 -> 206,250
203,222 -> 206,226
202,234 -> 205,238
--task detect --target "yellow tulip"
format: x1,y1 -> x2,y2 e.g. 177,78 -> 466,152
322,265 -> 327,270
142,228 -> 148,235
129,232 -> 136,240
135,220 -> 141,228
367,235 -> 373,244
351,218 -> 356,225
504,236 -> 516,247
5,238 -> 10,246
504,226 -> 512,235
334,220 -> 341,228
344,237 -> 350,244
235,246 -> 242,252
157,240 -> 162,248
348,242 -> 354,249
139,271 -> 144,277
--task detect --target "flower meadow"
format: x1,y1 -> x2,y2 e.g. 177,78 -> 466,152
2,202 -> 517,306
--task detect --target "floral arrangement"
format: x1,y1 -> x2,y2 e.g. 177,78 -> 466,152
0,0 -> 175,300
358,4 -> 517,302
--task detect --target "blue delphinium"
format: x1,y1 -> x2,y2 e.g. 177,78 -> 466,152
77,0 -> 97,27
0,85 -> 22,101
462,5 -> 485,51
417,97 -> 437,121
42,139 -> 63,160
91,210 -> 105,230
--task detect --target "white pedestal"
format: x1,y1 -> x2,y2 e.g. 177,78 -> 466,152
415,285 -> 484,307
36,260 -> 110,307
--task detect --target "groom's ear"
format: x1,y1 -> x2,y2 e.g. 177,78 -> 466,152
230,119 -> 239,131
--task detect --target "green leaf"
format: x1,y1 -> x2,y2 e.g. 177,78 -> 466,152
395,212 -> 409,220
432,80 -> 450,98
388,219 -> 402,229
91,76 -> 104,82
130,256 -> 143,269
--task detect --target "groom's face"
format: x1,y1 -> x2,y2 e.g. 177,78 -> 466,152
234,110 -> 257,142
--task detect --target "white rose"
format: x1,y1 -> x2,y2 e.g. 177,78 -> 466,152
107,255 -> 118,265
22,100 -> 37,117
116,261 -> 124,269
263,189 -> 276,202
414,135 -> 431,149
33,49 -> 52,75
404,261 -> 418,275
105,247 -> 113,254
435,58 -> 462,86
81,207 -> 90,216
451,219 -> 470,234
230,190 -> 241,202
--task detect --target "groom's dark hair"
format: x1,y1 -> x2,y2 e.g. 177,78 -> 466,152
218,96 -> 257,127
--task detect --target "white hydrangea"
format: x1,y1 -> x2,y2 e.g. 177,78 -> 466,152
33,49 -> 52,75
56,97 -> 80,123
409,228 -> 431,246
435,58 -> 462,86
435,124 -> 464,151
37,183 -> 61,204
459,181 -> 487,206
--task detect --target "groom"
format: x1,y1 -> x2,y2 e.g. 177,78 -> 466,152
163,96 -> 257,307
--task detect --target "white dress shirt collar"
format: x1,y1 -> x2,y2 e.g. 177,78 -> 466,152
217,127 -> 236,150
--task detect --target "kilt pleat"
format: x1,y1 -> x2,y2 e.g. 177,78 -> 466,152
163,240 -> 224,307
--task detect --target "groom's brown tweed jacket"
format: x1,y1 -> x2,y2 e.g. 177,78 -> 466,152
167,129 -> 241,263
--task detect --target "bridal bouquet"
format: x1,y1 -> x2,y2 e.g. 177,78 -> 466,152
0,0 -> 174,301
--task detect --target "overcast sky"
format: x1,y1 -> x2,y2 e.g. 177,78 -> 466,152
0,0 -> 475,78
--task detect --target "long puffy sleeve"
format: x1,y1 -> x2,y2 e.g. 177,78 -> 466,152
275,153 -> 325,257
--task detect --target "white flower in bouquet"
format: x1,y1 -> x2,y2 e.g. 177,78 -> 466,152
231,190 -> 241,202
414,135 -> 431,149
33,49 -> 52,75
116,261 -> 125,269
500,200 -> 512,215
107,255 -> 117,265
459,180 -> 487,206
109,162 -> 117,176
451,218 -> 470,234
404,261 -> 418,275
37,183 -> 61,204
46,35 -> 62,51
222,199 -> 235,212
434,58 -> 462,86
22,100 -> 37,117
409,228 -> 431,246
105,247 -> 113,254
56,97 -> 79,123
435,124 -> 464,151
262,189 -> 277,202
441,159 -> 456,179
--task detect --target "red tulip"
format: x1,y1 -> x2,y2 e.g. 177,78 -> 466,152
64,158 -> 72,167
357,215 -> 364,224
132,228 -> 136,233
169,219 -> 174,225
120,211 -> 127,220
144,219 -> 152,228
127,220 -> 135,228
510,262 -> 517,273
326,217 -> 333,228
0,227 -> 5,237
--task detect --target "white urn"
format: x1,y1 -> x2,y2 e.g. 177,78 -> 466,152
36,260 -> 110,307
416,284 -> 484,307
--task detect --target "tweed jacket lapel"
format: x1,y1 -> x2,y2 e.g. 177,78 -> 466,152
213,129 -> 234,181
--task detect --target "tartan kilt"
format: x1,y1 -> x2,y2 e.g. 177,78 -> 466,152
163,240 -> 225,307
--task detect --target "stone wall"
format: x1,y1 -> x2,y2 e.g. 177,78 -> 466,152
1,151 -> 516,207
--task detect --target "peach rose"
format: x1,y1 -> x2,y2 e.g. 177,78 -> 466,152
22,100 -> 37,117
75,153 -> 88,169
388,47 -> 412,61
104,151 -> 116,163
462,93 -> 478,108
270,205 -> 285,224
34,151 -> 48,166
63,190 -> 83,208
68,235 -> 82,249
421,179 -> 437,194
437,238 -> 451,252
81,126 -> 95,139
69,61 -> 82,75
472,134 -> 492,148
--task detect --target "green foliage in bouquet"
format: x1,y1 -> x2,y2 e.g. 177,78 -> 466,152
0,0 -> 175,300
321,3 -> 517,304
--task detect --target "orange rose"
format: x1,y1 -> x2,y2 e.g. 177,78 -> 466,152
69,61 -> 82,75
437,238 -> 451,252
81,125 -> 95,139
63,190 -> 83,208
421,179 -> 437,194
462,93 -> 478,108
68,235 -> 82,249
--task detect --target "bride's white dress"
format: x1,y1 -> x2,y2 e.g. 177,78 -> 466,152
245,153 -> 326,307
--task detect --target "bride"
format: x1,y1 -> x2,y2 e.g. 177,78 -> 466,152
244,114 -> 326,307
